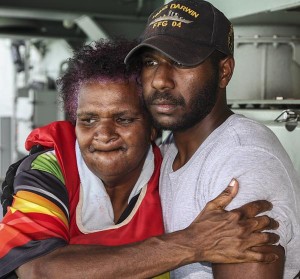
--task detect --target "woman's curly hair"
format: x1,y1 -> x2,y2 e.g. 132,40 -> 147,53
57,38 -> 140,124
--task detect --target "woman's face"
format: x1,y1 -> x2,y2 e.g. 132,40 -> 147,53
75,80 -> 155,186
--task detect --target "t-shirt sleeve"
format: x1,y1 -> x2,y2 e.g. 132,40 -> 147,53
0,150 -> 69,278
207,147 -> 298,251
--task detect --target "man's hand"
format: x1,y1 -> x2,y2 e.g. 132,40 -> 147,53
183,178 -> 279,264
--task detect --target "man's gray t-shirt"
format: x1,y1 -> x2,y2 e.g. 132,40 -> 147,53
160,114 -> 300,278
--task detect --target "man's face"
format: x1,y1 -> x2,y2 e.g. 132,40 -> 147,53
141,50 -> 219,132
75,80 -> 154,186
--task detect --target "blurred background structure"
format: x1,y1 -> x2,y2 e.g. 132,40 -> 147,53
0,0 -> 300,219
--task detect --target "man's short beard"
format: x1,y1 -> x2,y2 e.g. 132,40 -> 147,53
151,72 -> 219,132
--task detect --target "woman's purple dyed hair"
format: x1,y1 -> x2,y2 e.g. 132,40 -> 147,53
57,38 -> 140,124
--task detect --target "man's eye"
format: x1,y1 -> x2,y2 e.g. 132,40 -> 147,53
142,58 -> 157,67
172,61 -> 185,68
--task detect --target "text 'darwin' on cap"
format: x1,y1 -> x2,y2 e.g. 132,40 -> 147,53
125,0 -> 234,67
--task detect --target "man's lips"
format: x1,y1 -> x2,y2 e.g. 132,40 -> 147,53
150,100 -> 178,113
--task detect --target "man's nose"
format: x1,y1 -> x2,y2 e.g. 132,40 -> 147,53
151,63 -> 175,92
94,120 -> 118,143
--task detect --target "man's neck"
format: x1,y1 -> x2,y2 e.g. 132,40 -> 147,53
172,107 -> 233,171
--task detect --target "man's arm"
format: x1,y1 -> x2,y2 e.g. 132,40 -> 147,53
209,149 -> 295,278
212,245 -> 284,279
16,179 -> 279,279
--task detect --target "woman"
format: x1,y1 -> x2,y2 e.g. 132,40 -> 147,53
0,39 -> 168,279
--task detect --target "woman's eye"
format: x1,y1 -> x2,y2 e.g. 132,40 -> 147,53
80,118 -> 96,125
117,118 -> 133,124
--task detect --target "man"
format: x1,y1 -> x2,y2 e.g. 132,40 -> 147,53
0,39 -> 279,279
125,0 -> 300,278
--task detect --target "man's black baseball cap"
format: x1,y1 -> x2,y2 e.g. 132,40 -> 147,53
125,0 -> 234,66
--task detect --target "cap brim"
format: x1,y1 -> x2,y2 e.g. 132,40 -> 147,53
125,35 -> 214,67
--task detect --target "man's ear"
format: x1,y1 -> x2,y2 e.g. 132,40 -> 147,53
219,56 -> 235,89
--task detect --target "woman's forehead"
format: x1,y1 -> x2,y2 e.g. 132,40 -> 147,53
77,81 -> 144,112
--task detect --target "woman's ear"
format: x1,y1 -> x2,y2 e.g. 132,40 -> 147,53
150,126 -> 159,142
219,56 -> 235,89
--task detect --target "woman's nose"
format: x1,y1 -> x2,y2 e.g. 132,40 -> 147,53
94,120 -> 118,143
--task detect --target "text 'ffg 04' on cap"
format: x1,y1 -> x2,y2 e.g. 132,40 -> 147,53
125,0 -> 234,67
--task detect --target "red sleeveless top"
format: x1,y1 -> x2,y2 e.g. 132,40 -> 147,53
26,121 -> 165,246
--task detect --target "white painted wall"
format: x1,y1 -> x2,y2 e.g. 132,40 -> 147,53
0,39 -> 14,220
0,39 -> 15,117
16,39 -> 72,155
40,39 -> 73,81
0,39 -> 73,220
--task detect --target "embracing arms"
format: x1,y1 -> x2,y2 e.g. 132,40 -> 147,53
16,180 -> 279,279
